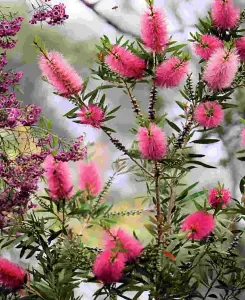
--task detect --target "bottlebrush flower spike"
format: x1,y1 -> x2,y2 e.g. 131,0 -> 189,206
78,161 -> 102,196
141,7 -> 168,53
155,57 -> 188,88
105,228 -> 143,261
43,155 -> 74,200
105,45 -> 146,79
241,128 -> 245,147
211,0 -> 240,29
208,187 -> 231,208
93,250 -> 125,283
137,123 -> 167,160
194,35 -> 223,60
0,257 -> 27,289
39,51 -> 83,97
236,37 -> 245,61
77,105 -> 104,128
203,48 -> 239,90
181,211 -> 215,240
194,101 -> 224,128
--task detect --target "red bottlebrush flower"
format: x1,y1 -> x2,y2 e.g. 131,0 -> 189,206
137,123 -> 167,160
203,48 -> 239,90
194,101 -> 224,128
208,187 -> 231,208
39,51 -> 83,97
105,228 -> 143,262
236,37 -> 245,61
155,57 -> 188,88
78,161 -> 102,196
211,0 -> 240,29
93,250 -> 125,283
241,128 -> 245,147
105,45 -> 146,79
0,257 -> 26,289
77,105 -> 104,128
141,7 -> 168,53
194,34 -> 223,60
43,155 -> 74,200
181,211 -> 215,240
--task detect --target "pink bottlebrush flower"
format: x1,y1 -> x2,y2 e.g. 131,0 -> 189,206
236,37 -> 245,61
0,257 -> 26,289
43,155 -> 74,200
105,45 -> 146,79
241,128 -> 245,147
208,187 -> 231,208
203,48 -> 239,90
194,34 -> 223,60
78,161 -> 102,196
181,211 -> 215,240
211,0 -> 240,29
137,123 -> 167,160
39,51 -> 83,97
77,105 -> 104,128
105,228 -> 143,262
141,7 -> 168,53
155,57 -> 188,88
194,101 -> 224,128
93,250 -> 125,283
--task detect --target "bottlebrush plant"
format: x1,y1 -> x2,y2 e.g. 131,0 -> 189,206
2,0 -> 245,299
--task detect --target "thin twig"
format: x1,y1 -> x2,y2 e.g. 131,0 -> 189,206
154,161 -> 163,245
167,183 -> 175,233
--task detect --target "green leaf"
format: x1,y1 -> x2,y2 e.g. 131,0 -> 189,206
101,126 -> 116,133
165,118 -> 181,132
176,182 -> 199,201
240,176 -> 245,194
191,139 -> 220,144
63,107 -> 79,117
107,105 -> 121,115
175,101 -> 185,111
186,160 -> 216,169
237,157 -> 245,161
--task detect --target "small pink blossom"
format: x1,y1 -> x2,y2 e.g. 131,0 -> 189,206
93,250 -> 125,283
105,45 -> 146,79
0,257 -> 27,289
203,48 -> 239,90
43,155 -> 74,200
211,0 -> 240,29
194,101 -> 224,128
194,35 -> 223,60
141,7 -> 168,53
105,228 -> 143,261
137,123 -> 167,160
78,161 -> 102,196
155,57 -> 188,88
208,187 -> 231,208
78,105 -> 104,128
236,37 -> 245,61
39,51 -> 83,97
181,211 -> 215,240
241,128 -> 245,147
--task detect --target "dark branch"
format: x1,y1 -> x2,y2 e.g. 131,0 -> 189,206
79,0 -> 139,37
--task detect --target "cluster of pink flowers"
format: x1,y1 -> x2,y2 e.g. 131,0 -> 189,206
181,211 -> 215,240
141,7 -> 168,53
0,257 -> 27,290
78,161 -> 102,196
211,0 -> 240,29
0,69 -> 23,93
43,155 -> 74,201
93,228 -> 143,283
155,57 -> 188,88
194,101 -> 224,128
39,51 -> 83,97
208,186 -> 231,208
78,105 -> 104,128
137,123 -> 167,160
194,35 -> 223,60
105,45 -> 146,79
203,48 -> 239,90
0,16 -> 23,49
29,3 -> 69,26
